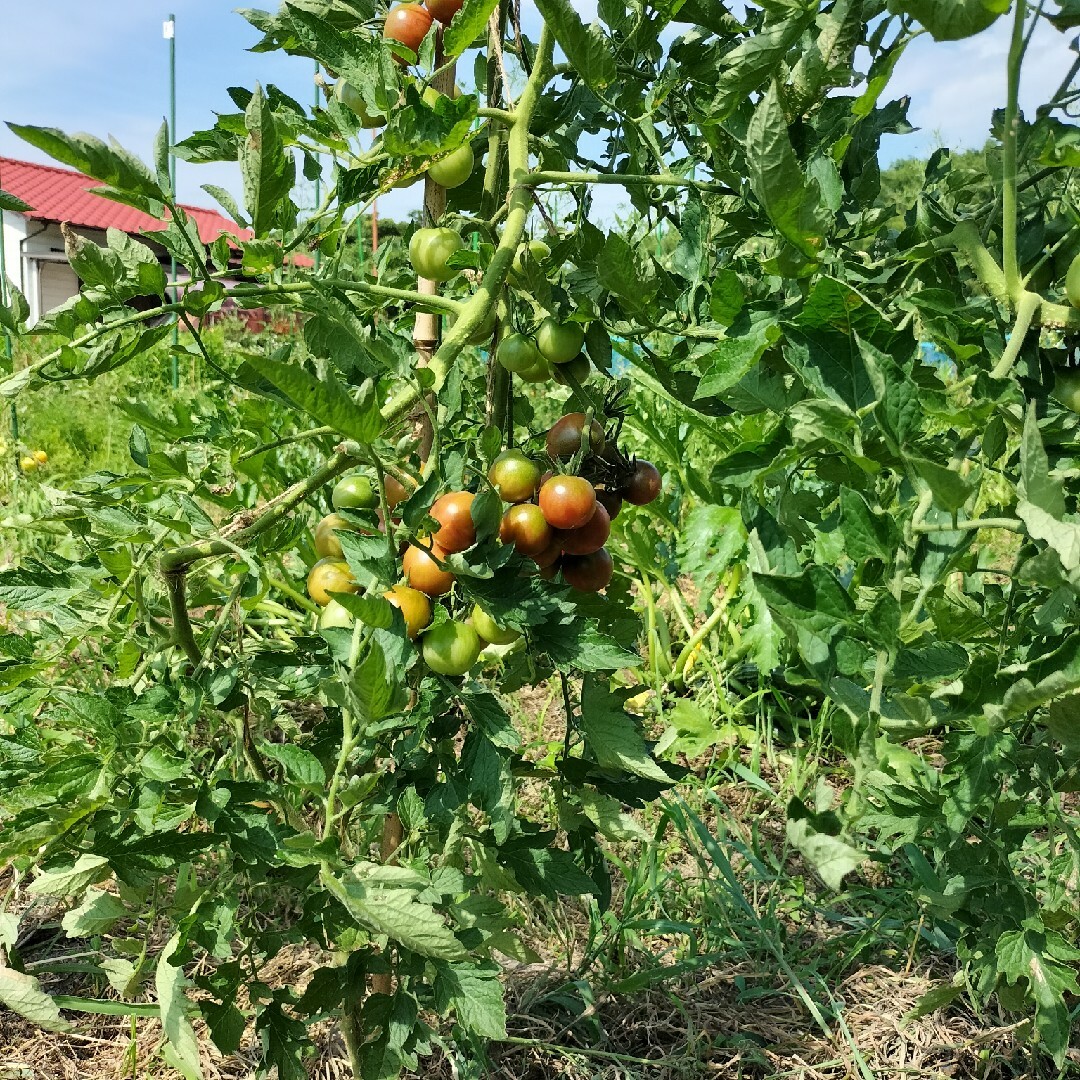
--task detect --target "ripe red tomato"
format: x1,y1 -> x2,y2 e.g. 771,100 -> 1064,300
531,538 -> 562,568
595,488 -> 623,520
539,475 -> 596,530
383,4 -> 433,58
425,0 -> 463,20
561,547 -> 613,592
385,584 -> 433,638
422,620 -> 482,675
430,491 -> 476,553
557,502 -> 610,555
307,558 -> 359,606
489,450 -> 541,503
546,413 -> 606,461
403,541 -> 454,596
499,503 -> 553,556
428,143 -> 473,188
409,228 -> 463,282
622,460 -> 662,505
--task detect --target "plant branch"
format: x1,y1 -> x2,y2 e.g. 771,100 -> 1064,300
991,290 -> 1041,379
1002,0 -> 1029,298
523,170 -> 735,196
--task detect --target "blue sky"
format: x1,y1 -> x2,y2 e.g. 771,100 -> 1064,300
0,2 -> 1075,224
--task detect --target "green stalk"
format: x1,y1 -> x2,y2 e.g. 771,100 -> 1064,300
1002,0 -> 1028,299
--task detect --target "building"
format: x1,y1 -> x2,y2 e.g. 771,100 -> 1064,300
0,155 -> 254,324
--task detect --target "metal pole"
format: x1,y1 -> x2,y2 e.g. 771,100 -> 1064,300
165,14 -> 179,388
313,61 -> 321,272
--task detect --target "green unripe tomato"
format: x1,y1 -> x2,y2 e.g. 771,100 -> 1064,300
508,239 -> 551,286
517,354 -> 553,383
422,84 -> 462,107
470,604 -> 520,645
536,317 -> 585,364
488,449 -> 540,502
332,475 -> 378,510
409,227 -> 464,282
497,333 -> 540,373
551,353 -> 591,386
318,598 -> 355,630
1066,252 -> 1080,309
1054,368 -> 1080,413
422,620 -> 482,675
334,80 -> 387,127
428,142 -> 474,189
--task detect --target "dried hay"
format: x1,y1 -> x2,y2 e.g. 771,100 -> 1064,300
0,958 -> 1046,1080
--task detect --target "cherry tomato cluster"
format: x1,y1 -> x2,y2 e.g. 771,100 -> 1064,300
302,414 -> 660,676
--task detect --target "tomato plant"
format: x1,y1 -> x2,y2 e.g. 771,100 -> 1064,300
496,332 -> 540,373
402,541 -> 454,596
561,547 -> 614,593
307,557 -> 359,606
470,604 -> 520,645
384,583 -> 433,638
621,460 -> 662,506
6,0 -> 1080,1073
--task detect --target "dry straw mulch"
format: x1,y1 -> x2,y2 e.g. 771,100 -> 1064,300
0,958 -> 1048,1080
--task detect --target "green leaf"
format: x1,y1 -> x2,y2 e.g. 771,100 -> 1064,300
996,925 -> 1080,1064
27,854 -> 111,897
333,875 -> 468,959
0,967 -> 74,1033
0,188 -> 31,213
532,0 -> 616,93
578,789 -> 650,841
886,0 -> 1007,41
443,0 -> 500,56
696,317 -> 781,400
61,888 -> 127,937
240,84 -> 295,234
333,592 -> 396,629
1017,405 -> 1080,570
7,125 -> 165,209
434,963 -> 507,1039
243,354 -> 385,445
259,742 -> 326,788
786,804 -> 865,890
839,488 -> 898,562
746,85 -> 833,259
912,457 -> 973,514
709,270 -> 746,326
156,934 -> 203,1080
713,13 -> 813,120
579,677 -> 673,783
354,640 -> 396,722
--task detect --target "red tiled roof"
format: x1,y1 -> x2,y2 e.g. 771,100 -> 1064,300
0,155 -> 250,245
